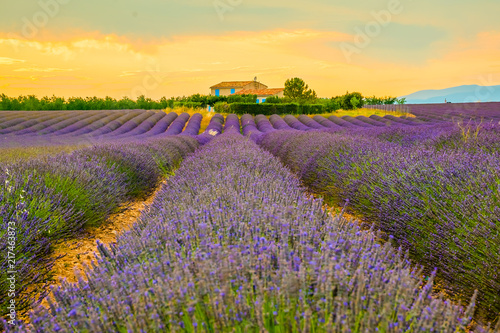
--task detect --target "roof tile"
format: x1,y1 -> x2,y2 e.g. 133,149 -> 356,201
210,81 -> 255,89
231,88 -> 284,96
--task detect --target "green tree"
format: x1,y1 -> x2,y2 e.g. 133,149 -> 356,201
0,94 -> 13,110
364,95 -> 384,105
382,96 -> 398,105
335,91 -> 363,110
351,96 -> 361,109
284,78 -> 317,102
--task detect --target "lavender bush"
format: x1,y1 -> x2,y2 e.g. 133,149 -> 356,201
297,115 -> 324,129
180,113 -> 202,136
223,114 -> 240,133
195,113 -> 224,144
13,112 -> 95,136
383,114 -> 418,126
313,115 -> 342,129
255,114 -> 275,132
340,116 -> 370,127
100,111 -> 156,137
327,115 -> 355,127
0,113 -> 51,130
52,111 -> 126,136
36,112 -> 109,135
270,114 -> 293,130
0,112 -> 66,135
241,114 -> 264,141
407,103 -> 500,121
111,111 -> 167,139
284,115 -> 311,131
163,112 -> 190,136
355,115 -> 386,127
73,110 -> 143,137
139,112 -> 178,137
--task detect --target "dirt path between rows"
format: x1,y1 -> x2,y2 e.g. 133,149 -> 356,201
38,181 -> 164,310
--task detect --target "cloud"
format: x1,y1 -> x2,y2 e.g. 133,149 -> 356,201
119,69 -> 159,77
0,57 -> 26,65
14,67 -> 74,72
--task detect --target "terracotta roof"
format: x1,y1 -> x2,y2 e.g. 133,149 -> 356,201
231,88 -> 284,96
210,81 -> 255,89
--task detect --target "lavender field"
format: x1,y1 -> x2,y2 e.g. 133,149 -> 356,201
1,106 -> 500,331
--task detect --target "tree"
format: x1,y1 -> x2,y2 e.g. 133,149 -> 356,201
335,91 -> 363,110
382,96 -> 398,105
283,78 -> 317,102
364,95 -> 384,105
351,96 -> 361,109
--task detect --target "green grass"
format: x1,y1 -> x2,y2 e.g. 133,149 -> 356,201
310,107 -> 413,118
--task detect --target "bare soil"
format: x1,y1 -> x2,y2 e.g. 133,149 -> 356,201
39,182 -> 164,309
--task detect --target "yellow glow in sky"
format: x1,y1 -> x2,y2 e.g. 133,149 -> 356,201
1,0 -> 500,98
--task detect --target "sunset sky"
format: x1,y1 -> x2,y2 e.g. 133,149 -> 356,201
1,0 -> 500,99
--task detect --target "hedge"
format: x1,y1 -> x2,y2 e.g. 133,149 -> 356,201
222,103 -> 325,115
172,101 -> 203,108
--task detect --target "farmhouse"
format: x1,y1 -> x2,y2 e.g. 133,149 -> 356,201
210,78 -> 284,103
210,80 -> 268,97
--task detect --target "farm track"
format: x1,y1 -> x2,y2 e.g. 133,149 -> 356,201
38,181 -> 166,309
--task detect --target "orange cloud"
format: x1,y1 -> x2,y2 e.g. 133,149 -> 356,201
14,67 -> 74,72
0,57 -> 26,65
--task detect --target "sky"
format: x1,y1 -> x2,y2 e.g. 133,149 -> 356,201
0,0 -> 500,99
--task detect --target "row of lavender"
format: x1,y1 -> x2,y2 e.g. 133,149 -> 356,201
0,111 -> 182,147
4,134 -> 485,332
1,104 -> 497,144
366,102 -> 500,122
0,136 -> 198,319
409,103 -> 500,121
0,110 -> 437,147
257,122 -> 500,324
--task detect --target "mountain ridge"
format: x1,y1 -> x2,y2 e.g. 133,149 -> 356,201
399,84 -> 500,104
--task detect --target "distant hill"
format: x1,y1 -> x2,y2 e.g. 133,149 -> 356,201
400,85 -> 500,104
